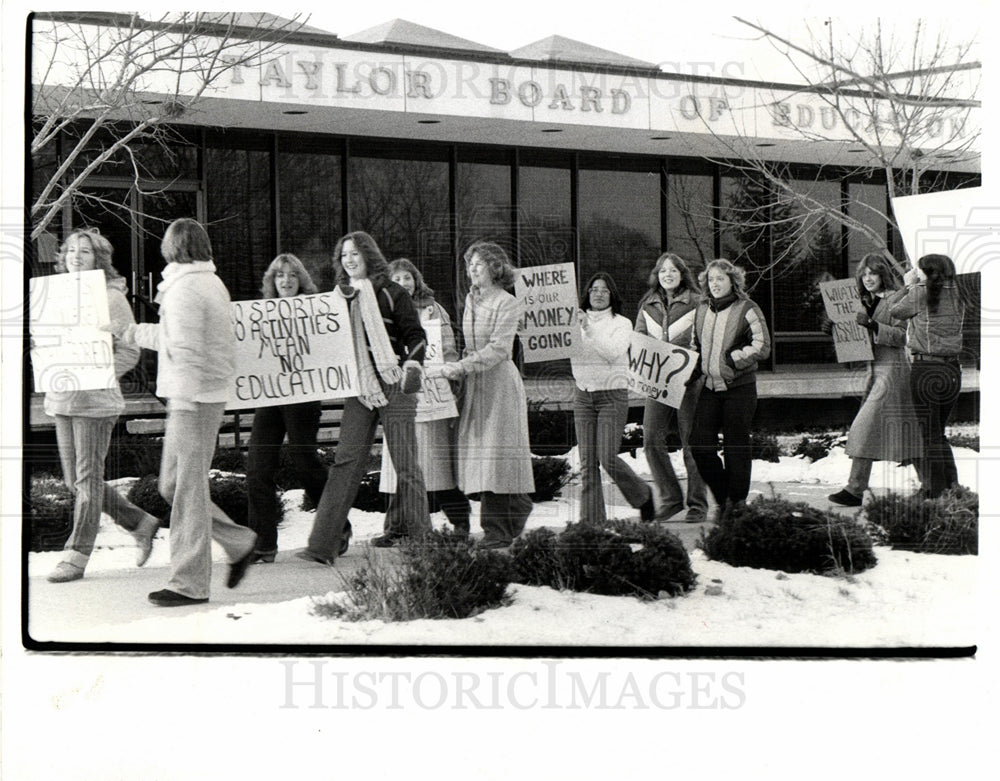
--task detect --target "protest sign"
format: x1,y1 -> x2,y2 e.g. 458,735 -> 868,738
819,278 -> 874,363
891,186 -> 1000,274
414,319 -> 458,423
229,292 -> 359,409
29,269 -> 116,393
626,331 -> 698,408
515,262 -> 581,363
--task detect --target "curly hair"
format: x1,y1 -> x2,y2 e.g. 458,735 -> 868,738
463,241 -> 515,290
261,253 -> 319,298
647,252 -> 699,296
918,253 -> 957,314
388,258 -> 435,302
855,252 -> 901,302
580,272 -> 624,316
699,258 -> 747,297
162,218 -> 213,264
54,228 -> 122,279
333,231 -> 389,286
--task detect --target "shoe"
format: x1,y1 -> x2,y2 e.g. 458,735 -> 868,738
828,489 -> 863,507
654,503 -> 684,522
338,523 -> 353,557
684,510 -> 707,524
251,550 -> 277,564
149,589 -> 209,607
476,538 -> 512,550
47,561 -> 84,583
227,550 -> 255,589
639,495 -> 655,522
370,533 -> 406,548
294,550 -> 334,566
134,516 -> 160,567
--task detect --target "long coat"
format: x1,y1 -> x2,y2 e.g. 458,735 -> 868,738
455,287 -> 534,495
846,294 -> 922,462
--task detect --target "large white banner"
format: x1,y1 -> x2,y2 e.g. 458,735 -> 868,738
891,186 -> 1000,274
819,279 -> 874,363
515,262 -> 581,363
626,331 -> 699,409
29,269 -> 116,393
229,293 -> 359,410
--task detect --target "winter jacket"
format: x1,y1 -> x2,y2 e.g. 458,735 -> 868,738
122,261 -> 234,404
888,282 -> 964,357
571,308 -> 632,391
634,287 -> 697,346
363,279 -> 427,364
44,275 -> 140,418
691,293 -> 771,391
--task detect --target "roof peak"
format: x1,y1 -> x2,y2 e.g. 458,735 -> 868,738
510,34 -> 657,69
343,18 -> 503,54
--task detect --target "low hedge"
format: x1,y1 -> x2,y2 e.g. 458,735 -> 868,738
863,486 -> 978,555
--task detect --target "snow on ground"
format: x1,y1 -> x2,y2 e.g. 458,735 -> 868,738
26,446 -> 979,647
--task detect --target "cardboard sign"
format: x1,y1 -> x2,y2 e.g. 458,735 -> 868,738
414,319 -> 458,423
515,262 -> 581,362
819,279 -> 875,363
228,293 -> 359,409
626,331 -> 699,409
29,269 -> 116,393
891,186 -> 1000,274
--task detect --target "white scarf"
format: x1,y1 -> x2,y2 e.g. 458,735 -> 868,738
337,278 -> 401,408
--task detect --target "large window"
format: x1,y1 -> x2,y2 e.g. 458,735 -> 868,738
668,172 -> 715,268
578,162 -> 660,322
517,156 -> 573,269
847,182 -> 887,275
457,152 -> 512,314
278,143 -> 342,291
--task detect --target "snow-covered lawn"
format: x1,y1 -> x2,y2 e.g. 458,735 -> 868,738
26,445 -> 979,646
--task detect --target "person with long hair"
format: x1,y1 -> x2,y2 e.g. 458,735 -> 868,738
42,228 -> 161,583
828,254 -> 921,506
572,272 -> 654,524
687,259 -> 771,521
245,254 -> 330,562
299,232 -> 430,563
114,218 -> 257,605
380,258 -> 471,535
432,241 -> 534,549
889,253 -> 966,497
633,252 -> 708,521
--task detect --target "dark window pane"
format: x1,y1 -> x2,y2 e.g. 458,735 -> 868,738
579,168 -> 660,323
278,151 -> 341,291
206,146 -> 273,302
847,182 -> 887,274
348,156 -> 452,313
69,188 -> 134,282
518,165 -> 572,268
668,173 -> 715,269
457,160 -> 512,308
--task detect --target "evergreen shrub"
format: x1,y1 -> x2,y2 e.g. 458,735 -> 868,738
28,475 -> 75,551
751,432 -> 782,463
863,486 -> 978,555
700,496 -> 877,575
510,521 -> 696,598
127,471 -> 272,528
530,456 -> 573,503
792,434 -> 838,462
104,433 -> 162,480
314,529 -> 512,621
528,401 -> 576,456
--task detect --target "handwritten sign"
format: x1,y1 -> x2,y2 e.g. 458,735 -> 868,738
29,270 -> 116,393
626,331 -> 698,408
228,293 -> 359,409
515,262 -> 581,363
892,186 -> 1000,274
414,319 -> 458,423
819,279 -> 874,363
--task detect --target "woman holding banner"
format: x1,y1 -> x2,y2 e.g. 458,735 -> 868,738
828,254 -> 921,507
114,218 -> 258,605
299,232 -> 430,563
380,258 -> 471,536
889,253 -> 966,498
433,241 -> 534,549
43,228 -> 161,583
245,254 -> 330,562
571,272 -> 655,524
688,259 -> 771,522
633,252 -> 708,522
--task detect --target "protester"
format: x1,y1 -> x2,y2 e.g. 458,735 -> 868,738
634,252 -> 708,521
432,241 -> 534,549
889,253 -> 966,498
571,272 -> 654,524
299,232 -> 430,563
828,254 -> 921,507
115,218 -> 257,606
245,254 -> 330,562
43,228 -> 160,583
687,259 -> 771,521
380,258 -> 471,535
